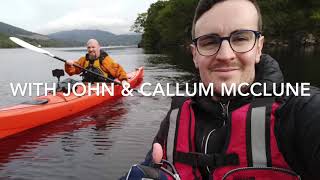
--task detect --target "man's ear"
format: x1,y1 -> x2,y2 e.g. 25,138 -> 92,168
255,36 -> 264,63
190,44 -> 199,68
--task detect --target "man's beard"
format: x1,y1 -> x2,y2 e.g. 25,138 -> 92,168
88,54 -> 96,61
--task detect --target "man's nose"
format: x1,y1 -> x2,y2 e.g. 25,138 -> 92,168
215,40 -> 236,61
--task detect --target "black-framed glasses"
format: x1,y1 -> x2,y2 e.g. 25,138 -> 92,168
192,30 -> 262,56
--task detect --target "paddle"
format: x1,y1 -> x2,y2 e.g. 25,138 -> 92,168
9,37 -> 124,86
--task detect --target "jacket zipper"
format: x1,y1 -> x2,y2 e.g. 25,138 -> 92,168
201,100 -> 230,153
209,101 -> 230,179
219,101 -> 230,126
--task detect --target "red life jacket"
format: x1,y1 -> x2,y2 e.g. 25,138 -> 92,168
163,98 -> 300,180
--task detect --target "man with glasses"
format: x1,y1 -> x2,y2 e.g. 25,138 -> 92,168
125,0 -> 320,179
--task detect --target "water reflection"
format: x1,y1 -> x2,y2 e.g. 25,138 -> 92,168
154,47 -> 320,88
264,47 -> 320,87
144,51 -> 199,85
0,99 -> 127,178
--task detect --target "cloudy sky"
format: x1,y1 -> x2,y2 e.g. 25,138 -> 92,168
0,0 -> 157,35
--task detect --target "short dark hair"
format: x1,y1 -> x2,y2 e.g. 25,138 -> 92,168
191,0 -> 262,39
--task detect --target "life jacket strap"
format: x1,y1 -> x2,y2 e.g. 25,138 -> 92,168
174,151 -> 239,168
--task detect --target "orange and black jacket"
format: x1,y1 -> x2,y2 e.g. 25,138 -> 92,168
65,51 -> 127,81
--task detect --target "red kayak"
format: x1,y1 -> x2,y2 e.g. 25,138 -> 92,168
0,67 -> 144,139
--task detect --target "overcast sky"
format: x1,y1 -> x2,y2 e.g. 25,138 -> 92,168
0,0 -> 157,35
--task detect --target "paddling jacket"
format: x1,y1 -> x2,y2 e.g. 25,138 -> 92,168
150,54 -> 320,179
65,50 -> 127,81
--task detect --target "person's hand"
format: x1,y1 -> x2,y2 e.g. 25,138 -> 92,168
152,143 -> 163,164
66,60 -> 76,66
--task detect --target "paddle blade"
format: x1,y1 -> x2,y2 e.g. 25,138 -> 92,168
9,37 -> 54,57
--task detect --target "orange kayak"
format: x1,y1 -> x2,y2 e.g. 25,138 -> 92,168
0,67 -> 144,139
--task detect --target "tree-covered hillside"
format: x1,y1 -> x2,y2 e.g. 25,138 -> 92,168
132,0 -> 320,52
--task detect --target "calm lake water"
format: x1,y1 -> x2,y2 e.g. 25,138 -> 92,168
0,46 -> 319,179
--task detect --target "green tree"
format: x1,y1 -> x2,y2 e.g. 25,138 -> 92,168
130,13 -> 147,33
155,0 -> 197,47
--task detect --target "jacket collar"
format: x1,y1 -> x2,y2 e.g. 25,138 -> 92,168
192,54 -> 284,113
85,50 -> 109,62
254,54 -> 284,93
